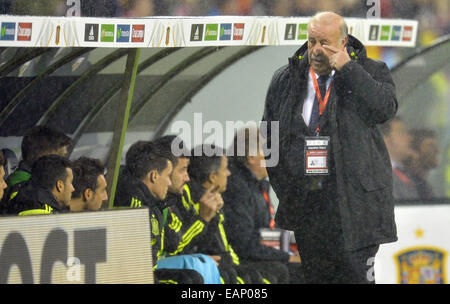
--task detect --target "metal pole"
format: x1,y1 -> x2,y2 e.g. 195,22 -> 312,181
106,48 -> 140,209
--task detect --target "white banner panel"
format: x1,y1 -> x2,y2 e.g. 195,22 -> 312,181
0,208 -> 154,284
375,205 -> 450,284
0,15 -> 418,48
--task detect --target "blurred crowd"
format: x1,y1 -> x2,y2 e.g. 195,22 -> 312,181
1,0 -> 448,46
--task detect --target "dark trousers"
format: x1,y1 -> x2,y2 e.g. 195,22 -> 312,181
241,260 -> 290,284
219,262 -> 268,284
293,189 -> 379,284
155,268 -> 204,284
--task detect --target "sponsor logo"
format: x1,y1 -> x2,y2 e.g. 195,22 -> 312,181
297,23 -> 308,40
233,23 -> 244,40
116,24 -> 130,42
391,25 -> 401,41
84,24 -> 99,42
165,27 -> 171,46
261,25 -> 267,43
0,22 -> 15,41
368,25 -> 379,41
348,25 -> 354,35
190,24 -> 204,42
402,25 -> 413,41
17,22 -> 32,41
101,24 -> 114,42
380,25 -> 391,41
219,23 -> 232,41
284,24 -> 296,40
205,24 -> 218,41
55,25 -> 61,45
131,24 -> 145,42
395,247 -> 447,284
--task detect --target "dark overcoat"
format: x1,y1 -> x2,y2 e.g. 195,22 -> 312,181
262,35 -> 398,250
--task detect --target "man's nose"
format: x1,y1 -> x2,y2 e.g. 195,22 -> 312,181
311,43 -> 324,55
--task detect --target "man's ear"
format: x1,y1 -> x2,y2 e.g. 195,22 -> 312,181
83,188 -> 93,201
56,180 -> 64,193
148,170 -> 158,184
208,171 -> 217,185
342,36 -> 348,49
247,155 -> 258,166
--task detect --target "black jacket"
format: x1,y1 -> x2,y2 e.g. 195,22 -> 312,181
114,167 -> 169,264
4,181 -> 66,215
262,35 -> 398,250
222,159 -> 290,262
183,181 -> 241,266
161,188 -> 209,257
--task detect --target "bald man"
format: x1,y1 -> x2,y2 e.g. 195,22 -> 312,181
262,12 -> 398,283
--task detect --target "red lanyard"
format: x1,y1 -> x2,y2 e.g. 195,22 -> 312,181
261,188 -> 275,229
310,67 -> 333,134
392,168 -> 414,188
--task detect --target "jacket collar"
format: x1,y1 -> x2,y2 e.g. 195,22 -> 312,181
229,158 -> 258,183
32,184 -> 66,211
119,167 -> 160,208
164,191 -> 182,209
18,161 -> 32,173
186,180 -> 207,203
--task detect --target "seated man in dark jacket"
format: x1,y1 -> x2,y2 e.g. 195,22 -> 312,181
187,144 -> 287,283
69,157 -> 108,212
6,126 -> 72,188
114,140 -> 209,284
153,137 -> 249,283
5,154 -> 74,215
152,136 -> 219,257
1,126 -> 72,213
223,127 -> 303,283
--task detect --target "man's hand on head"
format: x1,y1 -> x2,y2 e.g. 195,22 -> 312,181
323,45 -> 351,71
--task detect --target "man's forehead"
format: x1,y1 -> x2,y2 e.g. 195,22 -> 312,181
308,21 -> 340,39
178,157 -> 190,166
96,174 -> 107,188
165,160 -> 173,172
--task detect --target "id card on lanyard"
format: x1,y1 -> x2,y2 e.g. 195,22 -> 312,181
305,136 -> 330,175
305,67 -> 332,176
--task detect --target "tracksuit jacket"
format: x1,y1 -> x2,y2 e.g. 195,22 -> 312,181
161,187 -> 210,257
4,182 -> 65,215
114,167 -> 169,265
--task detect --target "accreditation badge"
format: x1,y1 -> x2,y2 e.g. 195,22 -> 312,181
304,136 -> 330,175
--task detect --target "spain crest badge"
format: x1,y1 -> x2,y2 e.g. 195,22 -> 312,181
395,246 -> 447,284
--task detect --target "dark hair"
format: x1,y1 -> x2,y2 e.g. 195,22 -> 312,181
379,116 -> 402,136
125,141 -> 170,180
0,150 -> 4,167
21,126 -> 72,165
409,129 -> 437,151
71,157 -> 105,199
31,154 -> 72,191
188,145 -> 223,184
152,135 -> 189,168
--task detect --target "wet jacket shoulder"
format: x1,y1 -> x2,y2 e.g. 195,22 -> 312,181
1,162 -> 32,214
222,159 -> 290,262
5,161 -> 32,188
4,182 -> 64,216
